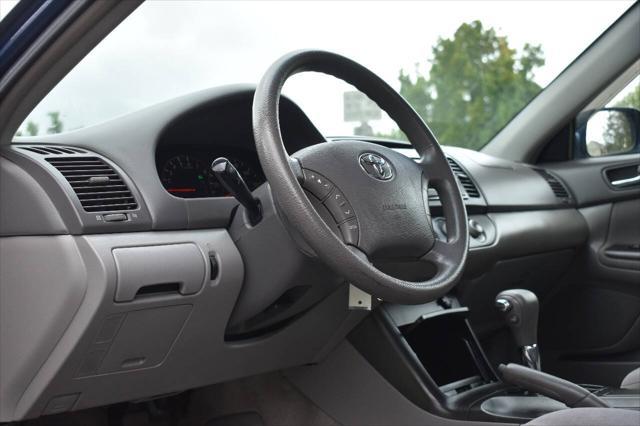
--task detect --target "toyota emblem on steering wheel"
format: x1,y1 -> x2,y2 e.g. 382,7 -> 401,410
359,153 -> 394,181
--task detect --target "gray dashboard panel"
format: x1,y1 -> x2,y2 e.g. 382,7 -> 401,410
11,86 -> 262,231
465,209 -> 588,277
1,146 -> 153,235
0,156 -> 67,235
444,147 -> 572,211
0,235 -> 88,421
543,154 -> 640,207
7,85 -> 574,238
0,229 -> 366,421
396,145 -> 573,212
9,85 -> 324,234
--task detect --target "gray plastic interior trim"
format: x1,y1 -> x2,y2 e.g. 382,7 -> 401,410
112,243 -> 206,302
573,201 -> 640,292
10,86 -> 268,232
444,147 -> 574,211
621,367 -> 640,390
1,146 -> 153,235
0,156 -> 67,235
483,4 -> 640,162
0,235 -> 88,421
543,155 -> 640,207
465,209 -> 587,276
582,59 -> 640,111
481,396 -> 567,421
285,341 -> 515,426
0,229 -> 368,421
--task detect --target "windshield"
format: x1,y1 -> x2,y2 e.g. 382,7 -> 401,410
14,1 -> 632,150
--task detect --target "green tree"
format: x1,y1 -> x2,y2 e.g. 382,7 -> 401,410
26,121 -> 39,136
47,111 -> 64,134
383,21 -> 545,149
16,120 -> 39,137
597,82 -> 640,155
602,111 -> 632,154
614,83 -> 640,110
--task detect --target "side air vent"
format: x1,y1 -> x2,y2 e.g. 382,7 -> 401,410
20,145 -> 87,155
46,157 -> 138,212
447,157 -> 480,198
533,168 -> 570,199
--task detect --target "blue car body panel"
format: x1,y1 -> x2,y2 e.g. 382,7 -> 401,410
0,0 -> 73,77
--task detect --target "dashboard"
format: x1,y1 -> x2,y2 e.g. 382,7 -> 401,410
4,85 -> 578,233
0,85 -> 593,421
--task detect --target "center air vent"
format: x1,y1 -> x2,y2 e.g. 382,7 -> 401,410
533,168 -> 570,199
47,157 -> 138,212
447,157 -> 480,198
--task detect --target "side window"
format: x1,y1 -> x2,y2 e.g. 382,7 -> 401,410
576,74 -> 640,158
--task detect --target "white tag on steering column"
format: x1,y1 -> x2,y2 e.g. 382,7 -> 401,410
348,284 -> 372,310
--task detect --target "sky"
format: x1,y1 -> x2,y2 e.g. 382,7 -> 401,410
3,0 -> 634,137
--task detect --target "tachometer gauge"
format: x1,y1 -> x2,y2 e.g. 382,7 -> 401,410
160,155 -> 210,198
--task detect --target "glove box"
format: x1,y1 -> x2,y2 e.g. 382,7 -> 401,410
112,243 -> 207,302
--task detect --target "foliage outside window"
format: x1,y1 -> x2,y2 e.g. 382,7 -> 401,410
12,1 -> 631,152
377,21 -> 544,150
585,75 -> 639,157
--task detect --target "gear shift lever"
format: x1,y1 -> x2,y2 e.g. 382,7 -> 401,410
495,289 -> 541,370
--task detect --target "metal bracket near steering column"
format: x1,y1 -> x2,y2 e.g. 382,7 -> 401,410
348,283 -> 372,310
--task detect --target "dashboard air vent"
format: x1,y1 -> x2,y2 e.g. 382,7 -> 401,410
447,157 -> 480,198
20,145 -> 86,155
46,157 -> 138,212
534,168 -> 570,199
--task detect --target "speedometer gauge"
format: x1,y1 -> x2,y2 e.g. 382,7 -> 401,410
160,155 -> 210,198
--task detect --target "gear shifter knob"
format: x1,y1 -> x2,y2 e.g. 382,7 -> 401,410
495,289 -> 540,370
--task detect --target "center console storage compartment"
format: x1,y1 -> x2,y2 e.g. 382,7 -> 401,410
351,298 -> 640,424
349,300 -> 506,422
400,309 -> 495,395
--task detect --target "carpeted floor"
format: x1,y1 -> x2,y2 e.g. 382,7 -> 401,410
15,372 -> 340,426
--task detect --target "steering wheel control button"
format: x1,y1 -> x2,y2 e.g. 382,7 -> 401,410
332,191 -> 346,206
302,169 -> 333,200
324,189 -> 355,222
359,152 -> 393,181
339,219 -> 359,245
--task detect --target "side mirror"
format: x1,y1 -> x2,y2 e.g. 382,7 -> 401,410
576,107 -> 640,158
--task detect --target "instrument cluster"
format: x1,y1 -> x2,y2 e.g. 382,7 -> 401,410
157,148 -> 265,198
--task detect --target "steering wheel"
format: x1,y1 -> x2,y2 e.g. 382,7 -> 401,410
252,50 -> 468,304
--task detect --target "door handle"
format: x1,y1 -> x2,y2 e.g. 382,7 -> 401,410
611,174 -> 640,187
606,164 -> 640,189
604,245 -> 640,261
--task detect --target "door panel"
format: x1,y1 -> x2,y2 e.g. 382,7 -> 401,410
541,160 -> 640,386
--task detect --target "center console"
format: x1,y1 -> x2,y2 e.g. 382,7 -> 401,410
348,296 -> 640,423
